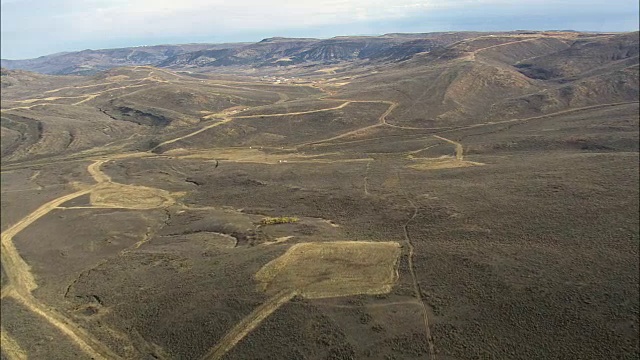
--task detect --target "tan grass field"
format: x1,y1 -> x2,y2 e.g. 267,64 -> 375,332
255,241 -> 401,299
90,183 -> 175,209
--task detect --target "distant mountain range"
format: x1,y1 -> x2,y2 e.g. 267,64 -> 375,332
1,32 -> 511,75
0,43 -> 246,75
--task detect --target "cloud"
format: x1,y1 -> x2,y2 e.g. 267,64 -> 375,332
46,0 -> 438,35
2,0 -> 550,38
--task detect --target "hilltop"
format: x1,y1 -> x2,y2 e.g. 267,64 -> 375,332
1,31 -> 542,75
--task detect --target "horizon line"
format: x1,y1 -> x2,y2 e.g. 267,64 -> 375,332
2,28 -> 638,61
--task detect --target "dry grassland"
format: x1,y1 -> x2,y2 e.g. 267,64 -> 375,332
90,183 -> 175,209
409,156 -> 485,170
255,241 -> 401,299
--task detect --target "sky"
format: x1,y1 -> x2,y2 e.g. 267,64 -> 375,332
1,0 -> 638,59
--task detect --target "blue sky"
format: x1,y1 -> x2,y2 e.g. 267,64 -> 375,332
1,0 -> 638,59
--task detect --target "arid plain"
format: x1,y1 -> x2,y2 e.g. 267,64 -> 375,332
1,31 -> 639,359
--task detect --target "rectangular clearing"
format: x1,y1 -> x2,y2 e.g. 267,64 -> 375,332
255,241 -> 401,299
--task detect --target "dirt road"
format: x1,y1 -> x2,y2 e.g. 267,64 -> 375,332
87,159 -> 112,183
233,101 -> 350,118
0,183 -> 118,360
433,135 -> 464,160
402,197 -> 436,359
0,326 -> 27,360
299,100 -> 398,146
436,101 -> 640,135
1,188 -> 94,293
150,117 -> 234,151
0,154 -> 156,360
200,291 -> 297,360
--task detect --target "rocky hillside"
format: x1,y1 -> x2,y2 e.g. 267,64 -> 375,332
0,43 -> 246,75
1,32 -> 498,75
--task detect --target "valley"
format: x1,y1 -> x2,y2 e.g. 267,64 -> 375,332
1,30 -> 639,359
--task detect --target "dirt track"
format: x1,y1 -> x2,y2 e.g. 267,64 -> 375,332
402,197 -> 436,358
1,70 -> 164,111
0,154 -> 166,359
299,100 -> 397,146
433,135 -> 464,160
150,117 -> 234,151
0,184 -> 115,359
201,291 -> 297,360
1,188 -> 94,293
437,101 -> 640,134
0,326 -> 27,360
87,159 -> 112,183
233,101 -> 350,118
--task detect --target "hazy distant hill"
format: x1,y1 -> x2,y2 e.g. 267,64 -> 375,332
1,32 -> 498,75
0,43 -> 247,75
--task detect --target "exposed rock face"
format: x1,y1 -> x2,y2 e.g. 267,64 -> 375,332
0,32 -> 494,74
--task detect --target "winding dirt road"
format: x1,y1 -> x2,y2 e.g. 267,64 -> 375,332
0,181 -> 116,359
298,100 -> 398,146
0,155 -> 156,359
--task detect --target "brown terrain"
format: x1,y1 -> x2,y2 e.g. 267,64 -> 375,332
1,31 -> 639,359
